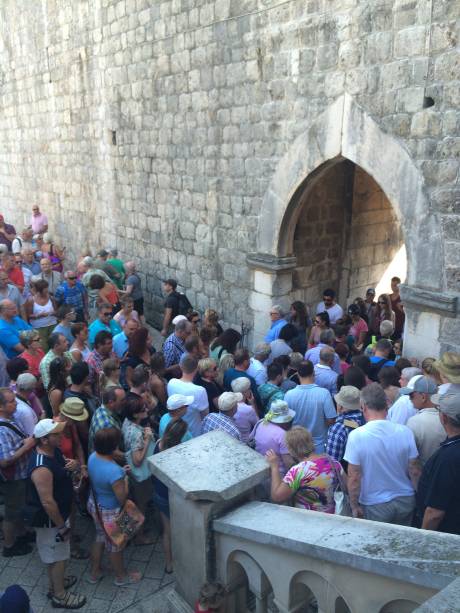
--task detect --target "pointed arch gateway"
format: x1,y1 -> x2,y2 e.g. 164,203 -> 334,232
248,94 -> 447,355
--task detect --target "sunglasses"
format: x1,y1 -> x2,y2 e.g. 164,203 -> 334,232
378,301 -> 386,304
102,312 -> 112,317
67,276 -> 77,280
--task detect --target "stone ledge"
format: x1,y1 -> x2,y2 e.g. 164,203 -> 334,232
246,253 -> 297,272
400,284 -> 458,317
414,577 -> 460,612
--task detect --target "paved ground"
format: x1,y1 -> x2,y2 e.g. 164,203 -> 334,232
0,509 -> 175,612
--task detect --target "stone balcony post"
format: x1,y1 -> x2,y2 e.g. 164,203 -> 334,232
148,430 -> 269,609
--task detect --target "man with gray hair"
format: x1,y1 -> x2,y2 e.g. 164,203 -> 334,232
246,343 -> 270,386
31,258 -> 62,296
415,393 -> 460,534
387,367 -> 423,425
344,382 -> 421,525
305,329 -> 340,374
163,318 -> 193,368
14,373 -> 40,436
264,305 -> 287,343
314,347 -> 338,395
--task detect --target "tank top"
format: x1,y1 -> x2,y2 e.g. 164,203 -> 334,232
30,299 -> 57,329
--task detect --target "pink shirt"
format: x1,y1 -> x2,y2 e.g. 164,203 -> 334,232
31,212 -> 48,234
234,402 -> 258,443
252,421 -> 289,473
349,318 -> 368,341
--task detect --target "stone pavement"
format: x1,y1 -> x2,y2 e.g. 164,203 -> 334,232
0,509 -> 175,613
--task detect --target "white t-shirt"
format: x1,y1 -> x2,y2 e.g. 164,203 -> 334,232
246,358 -> 267,386
166,379 -> 209,438
406,408 -> 446,465
344,419 -> 418,505
316,302 -> 344,324
387,395 -> 417,425
14,396 -> 38,436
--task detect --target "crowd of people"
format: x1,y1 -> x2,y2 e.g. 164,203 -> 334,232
0,207 -> 458,609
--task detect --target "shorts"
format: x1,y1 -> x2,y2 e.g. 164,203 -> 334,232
87,497 -> 124,553
152,492 -> 170,519
0,478 -> 27,522
362,495 -> 415,526
130,477 -> 153,513
133,297 -> 144,316
35,527 -> 70,564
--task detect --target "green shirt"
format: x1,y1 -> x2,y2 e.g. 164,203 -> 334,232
107,258 -> 125,289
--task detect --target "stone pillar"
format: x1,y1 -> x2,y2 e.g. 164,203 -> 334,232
148,431 -> 269,610
246,253 -> 297,347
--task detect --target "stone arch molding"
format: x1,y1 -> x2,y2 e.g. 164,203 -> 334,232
255,93 -> 443,291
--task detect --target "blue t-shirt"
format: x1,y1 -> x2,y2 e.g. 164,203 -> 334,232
88,452 -> 125,509
159,413 -> 192,442
52,323 -> 74,346
88,319 -> 122,348
113,332 -> 128,358
0,316 -> 32,358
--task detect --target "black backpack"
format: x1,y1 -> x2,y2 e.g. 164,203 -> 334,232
176,292 -> 193,316
368,358 -> 389,382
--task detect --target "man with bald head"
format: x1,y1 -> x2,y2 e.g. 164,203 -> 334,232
0,299 -> 31,358
31,258 -> 62,296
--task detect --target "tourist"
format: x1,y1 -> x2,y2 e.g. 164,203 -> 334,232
187,310 -> 201,335
402,377 -> 444,465
80,256 -> 112,316
348,304 -> 368,351
158,394 -> 193,441
230,377 -> 259,442
307,311 -> 331,348
326,386 -> 364,465
316,289 -> 343,325
30,205 -> 48,234
433,352 -> 460,396
313,347 -> 338,396
179,335 -> 202,365
378,366 -> 401,406
203,308 -> 223,336
246,342 -> 270,386
335,342 -> 350,376
149,352 -> 168,411
216,354 -> 234,388
19,330 -> 45,378
194,358 -> 222,412
69,322 -> 91,362
54,271 -> 88,323
264,304 -> 287,342
106,249 -> 125,289
223,348 -> 260,402
266,323 -> 298,365
94,249 -> 122,286
285,360 -> 336,453
370,293 -> 395,334
415,394 -> 460,535
421,357 -> 439,381
0,267 -> 26,317
368,339 -> 396,380
274,355 -> 297,392
3,253 -> 24,293
100,359 -> 121,391
88,387 -> 126,456
113,295 -> 139,327
387,368 -> 422,424
124,261 -> 144,324
0,388 -> 36,557
0,214 -> 16,251
287,351 -> 303,385
201,392 -> 242,441
267,426 -> 346,513
251,399 -> 294,476
21,247 -> 41,275
161,278 -> 180,336
287,300 -> 310,354
41,232 -> 65,273
122,395 -> 155,543
63,362 -> 96,433
86,330 -> 117,394
52,305 -> 76,346
166,356 -> 209,437
39,333 -> 69,390
353,297 -> 369,323
122,327 -> 154,389
153,419 -> 188,574
209,328 -> 241,363
89,273 -> 120,315
112,317 -> 139,359
305,329 -> 340,373
258,362 -> 284,413
394,356 -> 412,374
31,258 -> 62,296
13,253 -> 32,299
25,279 -> 57,350
88,303 -> 121,348
87,427 -> 141,586
344,383 -> 421,525
389,276 -> 405,339
163,319 -> 193,368
47,357 -> 70,417
28,419 -> 86,609
198,325 -> 217,357
13,373 -> 40,435
351,355 -> 372,383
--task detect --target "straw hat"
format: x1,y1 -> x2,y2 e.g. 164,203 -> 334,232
59,397 -> 89,422
434,352 -> 460,384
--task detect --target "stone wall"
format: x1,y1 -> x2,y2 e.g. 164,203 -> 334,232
0,0 -> 458,349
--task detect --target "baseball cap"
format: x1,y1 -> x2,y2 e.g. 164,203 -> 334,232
97,249 -> 109,257
400,375 -> 437,396
366,288 -> 375,295
167,394 -> 194,411
172,314 -> 187,325
33,419 -> 65,438
218,392 -> 243,412
437,394 -> 460,425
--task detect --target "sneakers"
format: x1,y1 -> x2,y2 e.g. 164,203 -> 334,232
3,541 -> 32,557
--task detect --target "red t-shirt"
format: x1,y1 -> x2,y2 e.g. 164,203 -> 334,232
8,267 -> 24,288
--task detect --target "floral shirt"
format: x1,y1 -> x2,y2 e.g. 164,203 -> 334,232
283,456 -> 343,513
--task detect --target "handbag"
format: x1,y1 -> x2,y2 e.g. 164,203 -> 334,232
247,419 -> 263,449
90,483 -> 144,548
328,455 -> 352,517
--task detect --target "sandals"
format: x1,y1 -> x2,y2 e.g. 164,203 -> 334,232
87,573 -> 104,585
51,591 -> 86,609
113,571 -> 142,587
47,576 -> 78,599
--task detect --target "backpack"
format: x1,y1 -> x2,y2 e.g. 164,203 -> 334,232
176,292 -> 193,316
368,358 -> 389,382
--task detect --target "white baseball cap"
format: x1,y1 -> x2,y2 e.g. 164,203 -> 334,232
34,419 -> 65,438
218,392 -> 243,412
167,394 -> 194,411
172,315 -> 187,325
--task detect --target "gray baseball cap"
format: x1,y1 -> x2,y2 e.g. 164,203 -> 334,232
437,394 -> 460,425
400,375 -> 437,396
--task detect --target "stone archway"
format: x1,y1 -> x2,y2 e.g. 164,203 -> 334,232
247,94 -> 452,356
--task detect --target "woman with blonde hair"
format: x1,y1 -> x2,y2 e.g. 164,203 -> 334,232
195,357 -> 222,412
216,353 -> 234,388
266,425 -> 346,513
100,358 -> 120,391
203,308 -> 223,336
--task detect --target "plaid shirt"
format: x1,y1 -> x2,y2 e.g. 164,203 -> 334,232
88,405 -> 122,454
326,410 -> 364,462
39,349 -> 73,389
201,412 -> 241,441
162,333 -> 185,368
0,418 -> 29,479
54,281 -> 87,312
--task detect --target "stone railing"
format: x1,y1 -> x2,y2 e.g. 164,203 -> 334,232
149,432 -> 460,613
